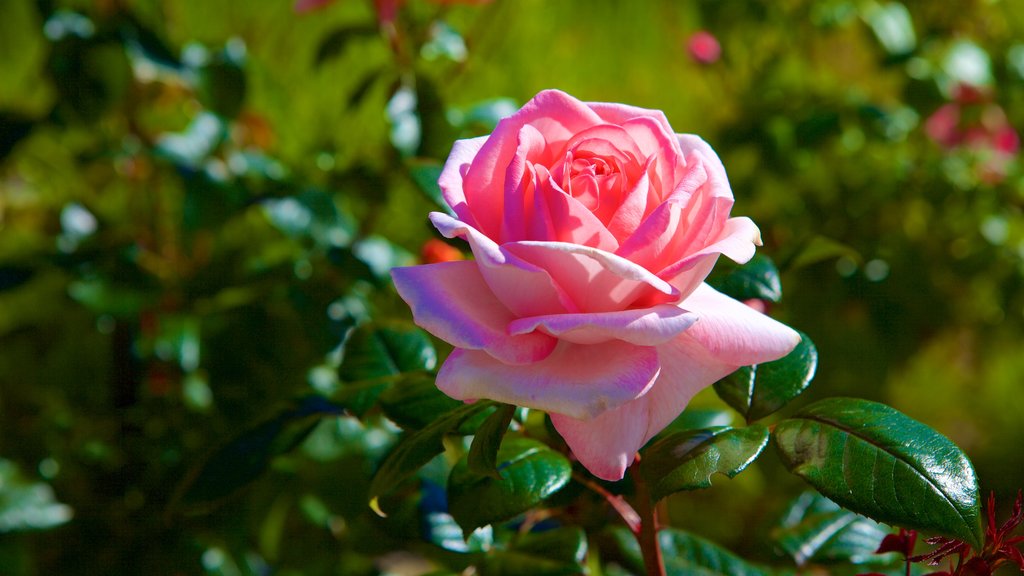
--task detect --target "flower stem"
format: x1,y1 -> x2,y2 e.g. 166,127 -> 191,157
630,457 -> 666,576
572,472 -> 641,534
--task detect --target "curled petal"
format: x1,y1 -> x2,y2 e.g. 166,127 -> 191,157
437,341 -> 661,420
505,241 -> 679,313
682,283 -> 800,365
430,212 -> 576,317
660,217 -> 762,296
531,167 -> 619,252
391,261 -> 557,365
508,305 -> 697,346
438,136 -> 488,228
676,134 -> 733,202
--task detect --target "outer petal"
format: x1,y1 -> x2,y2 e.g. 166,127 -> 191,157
437,341 -> 660,420
438,136 -> 488,228
462,90 -> 603,238
682,283 -> 800,365
507,305 -> 697,346
504,241 -> 679,313
550,332 -> 738,481
430,212 -> 576,317
391,261 -> 557,365
676,134 -> 733,201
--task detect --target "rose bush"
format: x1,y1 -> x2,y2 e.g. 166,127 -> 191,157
392,90 -> 800,481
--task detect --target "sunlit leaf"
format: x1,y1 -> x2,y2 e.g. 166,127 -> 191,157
713,332 -> 818,422
641,425 -> 770,501
448,436 -> 571,532
773,398 -> 983,547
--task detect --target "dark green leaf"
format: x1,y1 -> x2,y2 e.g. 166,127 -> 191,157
448,436 -> 571,532
608,526 -> 789,576
369,401 -> 496,512
313,24 -> 380,66
468,404 -> 516,478
772,491 -> 891,566
782,235 -> 862,271
713,332 -> 818,422
0,460 -> 73,533
176,396 -> 342,509
378,372 -> 463,430
340,323 -> 437,382
407,160 -> 450,212
482,527 -> 588,576
708,254 -> 782,303
641,425 -> 770,501
197,54 -> 246,119
773,397 -> 982,547
0,266 -> 33,292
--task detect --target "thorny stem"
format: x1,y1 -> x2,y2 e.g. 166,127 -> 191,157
630,456 -> 666,576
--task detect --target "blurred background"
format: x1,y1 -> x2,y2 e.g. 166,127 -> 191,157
2,0 -> 1024,573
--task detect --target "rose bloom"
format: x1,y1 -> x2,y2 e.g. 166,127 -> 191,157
392,90 -> 799,481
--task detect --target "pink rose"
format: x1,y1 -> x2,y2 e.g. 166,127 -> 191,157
391,90 -> 799,481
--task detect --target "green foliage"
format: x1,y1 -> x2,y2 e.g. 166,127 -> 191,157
467,403 -> 516,478
772,491 -> 893,567
448,436 -> 571,532
714,332 -> 818,422
609,526 -> 791,576
0,459 -> 72,533
708,254 -> 783,303
641,425 -> 770,501
773,398 -> 983,547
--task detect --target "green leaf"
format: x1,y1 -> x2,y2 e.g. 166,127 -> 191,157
176,396 -> 342,510
468,404 -> 516,478
773,397 -> 983,547
0,459 -> 73,533
783,235 -> 862,271
313,24 -> 380,65
369,401 -> 496,511
378,373 -> 463,430
407,160 -> 451,213
641,425 -> 770,502
448,436 -> 571,532
708,254 -> 782,303
713,332 -> 818,422
339,323 -> 437,415
341,322 -> 436,381
421,510 -> 493,554
772,491 -> 891,566
482,527 -> 588,576
608,526 -> 789,576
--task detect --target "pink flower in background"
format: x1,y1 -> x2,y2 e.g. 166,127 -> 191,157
687,31 -> 721,64
925,83 -> 1020,184
391,90 -> 799,481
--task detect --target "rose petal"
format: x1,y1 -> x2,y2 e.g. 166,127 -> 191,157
508,305 -> 697,345
587,100 -> 676,138
682,283 -> 800,365
437,341 -> 661,420
550,332 -> 737,481
676,134 -> 732,201
430,212 -> 577,317
504,241 -> 679,313
438,136 -> 488,229
531,166 -> 619,252
391,261 -> 557,365
500,124 -> 547,243
462,91 -> 603,238
659,216 -> 762,296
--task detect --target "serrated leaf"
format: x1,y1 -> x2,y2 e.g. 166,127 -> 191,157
713,332 -> 818,422
482,528 -> 588,576
773,492 -> 891,566
708,254 -> 782,303
608,526 -> 789,576
378,373 -> 463,429
773,398 -> 982,547
641,425 -> 770,502
176,396 -> 343,510
369,401 -> 496,511
468,404 -> 516,478
448,437 -> 571,532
